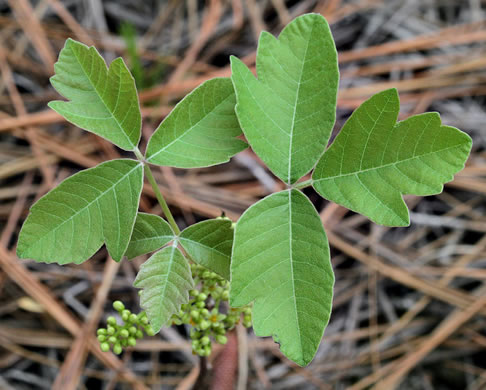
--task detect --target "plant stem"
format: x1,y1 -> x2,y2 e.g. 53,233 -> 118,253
133,147 -> 181,235
293,178 -> 313,190
144,164 -> 181,235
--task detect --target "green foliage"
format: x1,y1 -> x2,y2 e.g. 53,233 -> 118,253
230,189 -> 334,366
134,244 -> 194,332
230,13 -> 339,184
179,218 -> 234,280
126,213 -> 175,259
145,78 -> 247,168
17,13 -> 472,367
312,89 -> 472,226
49,39 -> 141,151
17,159 -> 143,263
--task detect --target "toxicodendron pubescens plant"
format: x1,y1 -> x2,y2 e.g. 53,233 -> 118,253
16,14 -> 472,367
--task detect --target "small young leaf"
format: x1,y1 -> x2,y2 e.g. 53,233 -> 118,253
49,39 -> 141,151
231,13 -> 339,184
134,244 -> 194,332
312,88 -> 473,226
17,159 -> 143,263
145,78 -> 247,168
126,213 -> 175,259
179,218 -> 234,280
230,189 -> 334,366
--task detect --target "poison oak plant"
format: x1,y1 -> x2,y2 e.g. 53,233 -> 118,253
16,13 -> 472,366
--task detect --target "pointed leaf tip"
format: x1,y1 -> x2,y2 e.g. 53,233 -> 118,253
313,90 -> 472,226
49,38 -> 141,151
17,159 -> 144,264
230,189 -> 334,366
231,13 -> 339,184
145,77 -> 247,168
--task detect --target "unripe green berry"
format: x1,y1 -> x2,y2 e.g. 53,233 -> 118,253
107,316 -> 117,326
129,326 -> 137,335
196,301 -> 205,308
122,310 -> 130,321
216,335 -> 228,345
97,335 -> 106,342
113,301 -> 125,312
145,326 -> 155,336
129,314 -> 138,323
197,293 -> 207,301
222,290 -> 229,300
97,328 -> 107,336
136,330 -> 143,339
128,337 -> 137,347
100,342 -> 110,352
190,310 -> 199,320
121,339 -> 128,347
201,336 -> 210,346
113,343 -> 122,355
141,316 -> 149,325
107,326 -> 115,335
120,329 -> 129,338
108,336 -> 117,344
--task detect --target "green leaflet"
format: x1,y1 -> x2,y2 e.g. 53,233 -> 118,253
145,78 -> 247,168
230,189 -> 334,366
17,159 -> 143,263
134,244 -> 194,332
126,213 -> 175,260
49,39 -> 141,151
230,13 -> 339,184
312,88 -> 473,226
179,218 -> 234,280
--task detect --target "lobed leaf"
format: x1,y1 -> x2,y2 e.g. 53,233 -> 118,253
49,39 -> 141,151
231,13 -> 339,184
312,88 -> 473,226
134,244 -> 194,332
17,159 -> 143,263
145,78 -> 247,168
126,213 -> 175,260
230,189 -> 334,366
179,218 -> 234,280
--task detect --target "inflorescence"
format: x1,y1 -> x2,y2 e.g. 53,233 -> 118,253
98,263 -> 252,357
97,301 -> 154,354
171,263 -> 252,357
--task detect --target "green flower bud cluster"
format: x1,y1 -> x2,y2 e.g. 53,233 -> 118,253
97,300 -> 154,354
171,263 -> 252,357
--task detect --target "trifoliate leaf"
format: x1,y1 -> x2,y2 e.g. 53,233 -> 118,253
145,78 -> 247,168
230,189 -> 334,366
17,159 -> 143,263
126,213 -> 175,259
134,244 -> 194,332
312,88 -> 473,226
179,218 -> 234,280
230,13 -> 339,184
49,39 -> 141,151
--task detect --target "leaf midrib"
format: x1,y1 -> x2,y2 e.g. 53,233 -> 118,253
314,143 -> 463,183
288,190 -> 303,358
147,92 -> 234,162
24,162 -> 142,254
71,45 -> 135,150
287,20 -> 314,184
179,237 -> 229,258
